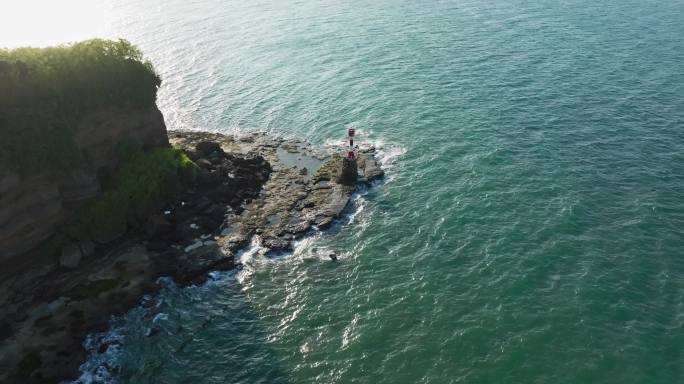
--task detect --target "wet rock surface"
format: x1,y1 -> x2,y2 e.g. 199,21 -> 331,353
0,130 -> 383,383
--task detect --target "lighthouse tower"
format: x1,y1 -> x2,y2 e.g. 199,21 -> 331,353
347,128 -> 356,159
338,127 -> 359,185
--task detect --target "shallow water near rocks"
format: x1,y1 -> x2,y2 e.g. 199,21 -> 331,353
266,214 -> 280,227
10,0 -> 684,383
275,148 -> 324,176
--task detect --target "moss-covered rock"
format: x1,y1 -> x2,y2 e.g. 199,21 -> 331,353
77,146 -> 197,243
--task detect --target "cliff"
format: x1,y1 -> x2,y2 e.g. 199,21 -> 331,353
0,39 -> 168,265
0,106 -> 168,262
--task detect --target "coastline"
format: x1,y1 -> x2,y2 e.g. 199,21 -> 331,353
0,129 -> 384,383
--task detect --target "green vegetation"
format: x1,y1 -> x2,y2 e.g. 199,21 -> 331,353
0,39 -> 160,112
0,39 -> 161,173
1,117 -> 87,173
78,145 -> 198,242
0,39 -> 191,245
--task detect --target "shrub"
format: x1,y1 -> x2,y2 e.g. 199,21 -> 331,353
0,39 -> 160,112
78,146 -> 198,242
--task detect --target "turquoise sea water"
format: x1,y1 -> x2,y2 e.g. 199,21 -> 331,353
10,0 -> 684,382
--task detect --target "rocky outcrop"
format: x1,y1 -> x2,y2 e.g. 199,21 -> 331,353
0,130 -> 385,383
169,131 -> 382,257
0,106 -> 167,264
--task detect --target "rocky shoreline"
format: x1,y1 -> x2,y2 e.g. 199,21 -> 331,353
0,130 -> 383,383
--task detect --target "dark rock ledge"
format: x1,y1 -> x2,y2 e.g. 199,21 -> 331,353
0,130 -> 383,383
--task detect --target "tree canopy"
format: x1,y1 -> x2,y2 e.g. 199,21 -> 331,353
0,39 -> 162,173
0,39 -> 160,113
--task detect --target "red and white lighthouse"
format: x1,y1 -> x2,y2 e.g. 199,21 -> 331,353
338,127 -> 359,185
347,128 -> 356,159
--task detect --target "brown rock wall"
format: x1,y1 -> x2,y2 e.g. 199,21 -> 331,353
0,106 -> 167,263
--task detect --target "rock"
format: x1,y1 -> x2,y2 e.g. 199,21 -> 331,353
0,321 -> 13,341
79,240 -> 95,258
185,150 -> 202,161
197,169 -> 211,185
196,141 -> 224,157
0,173 -> 63,258
145,214 -> 173,238
205,204 -> 227,222
196,215 -> 220,231
329,252 -> 338,261
60,243 -> 82,268
262,236 -> 291,251
319,188 -> 351,220
184,240 -> 203,253
176,222 -> 204,243
198,169 -> 221,186
195,158 -> 213,170
208,150 -> 224,160
286,218 -> 310,235
314,215 -> 334,229
195,198 -> 211,212
174,246 -> 234,284
313,181 -> 331,190
11,291 -> 26,305
171,206 -> 193,223
179,196 -> 196,208
146,240 -> 167,252
58,170 -> 101,206
232,176 -> 249,190
299,167 -> 308,175
336,157 -> 358,185
363,157 -> 384,181
215,184 -> 235,198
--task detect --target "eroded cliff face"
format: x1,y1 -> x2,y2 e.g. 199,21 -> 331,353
0,106 -> 168,262
75,106 -> 168,170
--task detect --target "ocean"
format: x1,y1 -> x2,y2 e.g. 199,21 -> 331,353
6,0 -> 684,382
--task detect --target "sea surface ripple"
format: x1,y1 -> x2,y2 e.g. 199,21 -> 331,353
57,0 -> 684,383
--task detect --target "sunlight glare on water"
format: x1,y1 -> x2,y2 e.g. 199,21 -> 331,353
4,1 -> 684,383
0,0 -> 111,48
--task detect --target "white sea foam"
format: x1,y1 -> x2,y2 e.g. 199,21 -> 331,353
74,321 -> 127,384
235,236 -> 267,285
291,235 -> 321,257
324,134 -> 406,183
